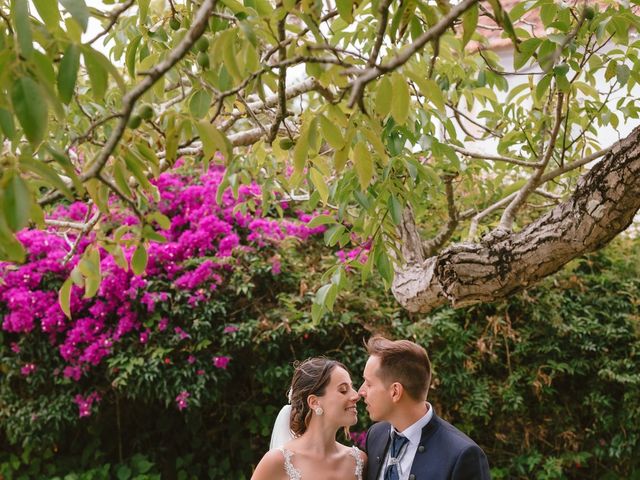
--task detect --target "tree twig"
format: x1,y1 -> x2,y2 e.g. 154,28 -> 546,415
499,92 -> 565,230
423,174 -> 459,256
86,0 -> 135,45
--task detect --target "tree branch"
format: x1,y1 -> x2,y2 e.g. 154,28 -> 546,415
392,126 -> 640,313
39,0 -> 217,207
423,174 -> 459,257
348,0 -> 479,108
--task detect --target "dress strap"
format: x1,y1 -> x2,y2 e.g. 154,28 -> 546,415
351,446 -> 364,480
278,447 -> 302,480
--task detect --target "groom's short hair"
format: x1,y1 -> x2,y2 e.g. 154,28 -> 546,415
366,336 -> 431,401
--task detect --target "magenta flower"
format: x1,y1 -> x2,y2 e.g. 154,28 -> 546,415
213,356 -> 230,369
174,327 -> 190,340
175,391 -> 190,411
73,392 -> 101,418
223,325 -> 239,334
20,363 -> 37,376
158,317 -> 169,332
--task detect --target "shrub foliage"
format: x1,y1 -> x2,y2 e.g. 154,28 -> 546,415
1,165 -> 639,479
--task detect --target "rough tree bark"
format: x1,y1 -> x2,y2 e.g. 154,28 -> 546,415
392,125 -> 640,313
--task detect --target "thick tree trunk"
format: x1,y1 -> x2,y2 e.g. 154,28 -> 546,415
392,126 -> 640,313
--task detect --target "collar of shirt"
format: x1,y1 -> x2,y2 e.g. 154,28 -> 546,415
389,402 -> 434,448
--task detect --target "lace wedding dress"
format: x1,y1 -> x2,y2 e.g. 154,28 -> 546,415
277,446 -> 364,480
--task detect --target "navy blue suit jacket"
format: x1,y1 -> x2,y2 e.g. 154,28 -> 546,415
364,414 -> 490,480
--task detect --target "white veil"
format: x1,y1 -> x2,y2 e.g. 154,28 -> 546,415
269,404 -> 294,449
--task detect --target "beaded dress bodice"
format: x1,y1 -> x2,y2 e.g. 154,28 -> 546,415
277,446 -> 364,480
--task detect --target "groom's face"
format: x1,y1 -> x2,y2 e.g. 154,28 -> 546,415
358,355 -> 393,422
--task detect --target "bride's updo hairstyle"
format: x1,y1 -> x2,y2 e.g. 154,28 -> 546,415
289,357 -> 347,436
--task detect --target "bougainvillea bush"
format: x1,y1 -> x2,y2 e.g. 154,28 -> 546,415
0,162 -> 336,477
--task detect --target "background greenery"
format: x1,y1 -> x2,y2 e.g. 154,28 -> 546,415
1,228 -> 639,479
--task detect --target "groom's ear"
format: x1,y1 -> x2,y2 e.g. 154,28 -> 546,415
390,382 -> 404,402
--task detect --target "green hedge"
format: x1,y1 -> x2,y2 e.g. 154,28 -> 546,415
1,236 -> 639,479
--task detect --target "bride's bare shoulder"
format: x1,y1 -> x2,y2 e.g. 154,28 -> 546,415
251,448 -> 286,480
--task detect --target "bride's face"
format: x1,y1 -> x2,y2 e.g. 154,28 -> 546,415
314,366 -> 360,427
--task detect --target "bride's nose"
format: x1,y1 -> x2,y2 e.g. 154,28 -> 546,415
349,388 -> 359,401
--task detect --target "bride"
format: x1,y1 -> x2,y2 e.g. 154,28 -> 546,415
251,357 -> 367,480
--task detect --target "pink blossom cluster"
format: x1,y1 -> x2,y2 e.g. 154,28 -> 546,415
73,391 -> 102,418
1,166 -> 327,387
175,390 -> 190,411
212,356 -> 230,369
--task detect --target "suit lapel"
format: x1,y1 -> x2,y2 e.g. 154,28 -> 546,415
409,414 -> 441,477
368,424 -> 391,480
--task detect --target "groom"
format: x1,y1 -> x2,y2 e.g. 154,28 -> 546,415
358,336 -> 490,480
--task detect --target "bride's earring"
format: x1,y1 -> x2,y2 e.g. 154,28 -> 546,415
314,407 -> 324,416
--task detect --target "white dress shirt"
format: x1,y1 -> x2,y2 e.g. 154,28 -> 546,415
377,403 -> 434,480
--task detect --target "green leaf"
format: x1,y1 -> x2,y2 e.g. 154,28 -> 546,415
2,172 -> 31,232
319,114 -> 344,149
126,36 -> 143,78
189,90 -> 212,119
123,149 -> 154,193
11,77 -> 48,147
408,73 -> 445,112
60,0 -> 89,32
314,283 -> 338,311
353,142 -> 373,190
59,276 -> 73,318
540,3 -> 557,28
113,160 -> 134,199
616,64 -> 631,86
83,48 -> 108,101
138,0 -> 150,24
293,124 -> 311,175
79,247 -> 101,298
391,74 -> 410,125
195,121 -> 233,163
336,0 -> 353,22
19,156 -> 74,201
131,243 -> 148,275
462,2 -> 478,47
388,195 -> 403,226
57,44 -> 80,104
0,214 -> 25,262
12,0 -> 33,59
82,46 -> 125,91
535,74 -> 552,101
147,211 -> 172,230
375,77 -> 392,118
334,145 -> 349,173
0,109 -> 16,140
46,146 -> 85,195
324,224 -> 346,246
309,167 -> 329,204
33,0 -> 60,30
307,214 -> 335,228
375,248 -> 393,284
